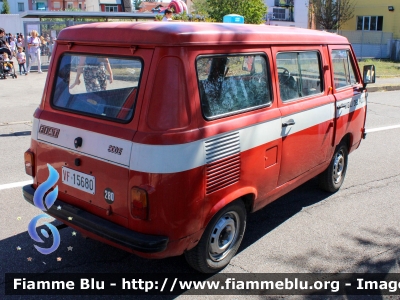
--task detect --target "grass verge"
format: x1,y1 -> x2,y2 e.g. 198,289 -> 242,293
357,59 -> 400,77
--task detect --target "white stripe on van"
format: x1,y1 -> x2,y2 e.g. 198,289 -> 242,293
281,103 -> 335,137
130,103 -> 335,173
130,118 -> 283,174
336,92 -> 366,117
31,117 -> 39,141
37,120 -> 133,167
32,96 -> 364,174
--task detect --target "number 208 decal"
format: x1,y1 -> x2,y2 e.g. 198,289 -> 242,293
108,145 -> 123,155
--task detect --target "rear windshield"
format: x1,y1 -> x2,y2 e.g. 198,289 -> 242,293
52,54 -> 142,122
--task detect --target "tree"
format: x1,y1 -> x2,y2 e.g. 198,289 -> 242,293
132,0 -> 142,11
192,0 -> 210,16
204,0 -> 267,24
309,0 -> 355,30
1,0 -> 10,14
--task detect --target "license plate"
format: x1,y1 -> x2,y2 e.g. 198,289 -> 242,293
62,167 -> 95,195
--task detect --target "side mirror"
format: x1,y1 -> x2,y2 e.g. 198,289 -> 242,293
363,65 -> 375,88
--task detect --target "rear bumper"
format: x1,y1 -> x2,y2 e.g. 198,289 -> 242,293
22,184 -> 168,253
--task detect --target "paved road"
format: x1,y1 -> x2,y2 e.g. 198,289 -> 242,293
1,73 -> 400,299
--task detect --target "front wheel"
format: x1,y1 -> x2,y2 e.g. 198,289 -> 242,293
319,142 -> 348,193
184,200 -> 246,273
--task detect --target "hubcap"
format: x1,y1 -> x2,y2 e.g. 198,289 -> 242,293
332,149 -> 345,184
208,211 -> 240,262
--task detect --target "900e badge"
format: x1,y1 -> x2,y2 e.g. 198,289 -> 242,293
108,145 -> 123,155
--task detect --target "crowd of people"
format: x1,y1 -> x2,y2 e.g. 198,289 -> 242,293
0,27 -> 56,77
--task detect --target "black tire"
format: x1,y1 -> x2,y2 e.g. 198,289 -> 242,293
319,142 -> 348,193
185,200 -> 246,273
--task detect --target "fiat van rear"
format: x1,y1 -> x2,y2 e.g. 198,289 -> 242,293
23,22 -> 375,273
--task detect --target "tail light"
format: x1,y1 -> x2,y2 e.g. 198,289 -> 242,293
24,150 -> 35,177
130,187 -> 148,220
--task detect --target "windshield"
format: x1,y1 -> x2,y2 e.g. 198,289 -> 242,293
52,54 -> 142,122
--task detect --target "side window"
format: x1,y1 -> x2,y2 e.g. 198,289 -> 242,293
331,50 -> 358,89
276,51 -> 322,102
196,54 -> 271,119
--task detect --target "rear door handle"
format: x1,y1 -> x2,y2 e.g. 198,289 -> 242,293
282,119 -> 295,127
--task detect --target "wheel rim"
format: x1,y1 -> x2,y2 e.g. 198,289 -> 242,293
208,211 -> 240,262
332,149 -> 345,184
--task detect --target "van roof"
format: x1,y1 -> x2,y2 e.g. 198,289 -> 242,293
57,22 -> 349,46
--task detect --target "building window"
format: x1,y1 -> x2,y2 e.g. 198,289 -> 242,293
67,2 -> 73,9
78,3 -> 82,9
18,2 -> 24,11
105,5 -> 118,12
357,16 -> 383,31
53,2 -> 60,9
36,2 -> 45,10
273,8 -> 286,20
275,0 -> 293,5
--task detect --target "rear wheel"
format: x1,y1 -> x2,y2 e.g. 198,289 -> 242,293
185,200 -> 246,273
319,142 -> 348,193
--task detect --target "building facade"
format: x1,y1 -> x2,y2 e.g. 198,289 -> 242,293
0,0 -> 30,13
264,0 -> 309,28
0,0 -> 38,34
340,0 -> 399,39
46,0 -> 86,11
29,0 -> 49,10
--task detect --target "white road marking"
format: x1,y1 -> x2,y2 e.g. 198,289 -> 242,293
0,121 -> 32,126
0,180 -> 33,191
366,124 -> 400,133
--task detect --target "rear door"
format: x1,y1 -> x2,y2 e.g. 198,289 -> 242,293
328,46 -> 365,151
35,49 -> 151,221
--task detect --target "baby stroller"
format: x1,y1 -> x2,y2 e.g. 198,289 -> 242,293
0,47 -> 17,79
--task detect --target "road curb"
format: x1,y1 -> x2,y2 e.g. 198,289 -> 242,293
368,85 -> 400,92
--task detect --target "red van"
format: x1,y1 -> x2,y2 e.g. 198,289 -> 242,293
23,22 -> 375,273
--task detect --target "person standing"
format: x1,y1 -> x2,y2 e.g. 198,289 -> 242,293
19,34 -> 25,51
17,46 -> 27,75
9,37 -> 16,57
17,36 -> 23,48
39,34 -> 46,55
0,28 -> 9,49
27,30 -> 42,74
69,56 -> 113,92
47,38 -> 54,63
162,9 -> 173,21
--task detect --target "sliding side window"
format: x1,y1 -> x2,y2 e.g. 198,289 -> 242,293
276,51 -> 323,102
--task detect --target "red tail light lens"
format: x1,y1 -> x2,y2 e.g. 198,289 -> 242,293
130,187 -> 148,220
24,150 -> 35,177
